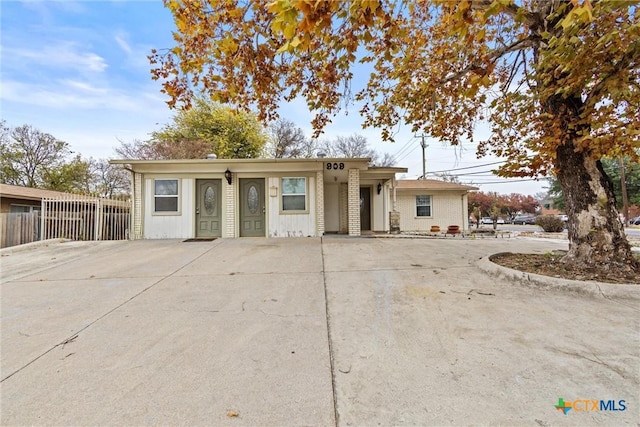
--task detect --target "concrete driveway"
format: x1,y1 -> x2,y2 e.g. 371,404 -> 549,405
1,237 -> 638,426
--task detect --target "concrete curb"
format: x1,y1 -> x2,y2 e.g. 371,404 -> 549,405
0,238 -> 71,255
476,253 -> 640,301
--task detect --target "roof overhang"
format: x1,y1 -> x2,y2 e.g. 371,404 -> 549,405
110,157 -> 376,174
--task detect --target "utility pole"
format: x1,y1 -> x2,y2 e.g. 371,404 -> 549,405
418,134 -> 428,180
619,156 -> 629,226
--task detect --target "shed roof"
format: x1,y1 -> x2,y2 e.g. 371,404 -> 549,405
0,184 -> 74,201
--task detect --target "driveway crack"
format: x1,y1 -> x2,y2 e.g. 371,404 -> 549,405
1,241 -> 224,383
321,236 -> 339,427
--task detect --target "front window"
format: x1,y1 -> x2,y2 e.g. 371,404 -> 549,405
282,177 -> 306,211
10,204 -> 40,213
416,195 -> 432,217
154,179 -> 179,212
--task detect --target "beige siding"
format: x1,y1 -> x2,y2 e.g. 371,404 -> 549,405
360,179 -> 388,232
339,183 -> 348,233
267,176 -> 317,237
144,178 -> 194,239
324,183 -> 340,232
397,192 -> 469,232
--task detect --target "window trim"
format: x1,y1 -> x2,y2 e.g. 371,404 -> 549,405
280,177 -> 308,214
152,178 -> 181,215
415,195 -> 432,218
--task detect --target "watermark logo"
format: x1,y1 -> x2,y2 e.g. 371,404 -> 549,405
555,397 -> 627,415
555,398 -> 572,414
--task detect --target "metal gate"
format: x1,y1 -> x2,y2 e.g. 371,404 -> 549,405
41,195 -> 130,241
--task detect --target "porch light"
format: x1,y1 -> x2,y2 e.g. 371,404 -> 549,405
224,169 -> 232,185
377,182 -> 382,195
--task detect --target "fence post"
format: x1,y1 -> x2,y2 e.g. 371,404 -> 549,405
95,198 -> 102,240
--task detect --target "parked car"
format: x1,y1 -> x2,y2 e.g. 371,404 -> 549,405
513,215 -> 536,225
480,217 -> 493,224
557,214 -> 568,222
631,216 -> 640,225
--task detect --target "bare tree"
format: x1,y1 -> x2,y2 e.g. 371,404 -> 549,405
90,158 -> 130,197
375,152 -> 396,167
114,139 -> 157,160
1,124 -> 71,188
320,134 -> 395,166
267,118 -> 309,158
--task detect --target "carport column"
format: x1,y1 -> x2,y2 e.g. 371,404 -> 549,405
133,172 -> 143,240
348,169 -> 361,236
224,173 -> 236,238
316,171 -> 325,236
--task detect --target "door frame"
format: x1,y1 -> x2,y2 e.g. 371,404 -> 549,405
239,177 -> 266,237
195,179 -> 222,238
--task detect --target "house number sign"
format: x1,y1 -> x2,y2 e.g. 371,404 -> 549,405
326,162 -> 345,170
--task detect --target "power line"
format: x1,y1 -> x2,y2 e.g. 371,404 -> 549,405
474,179 -> 540,184
394,145 -> 419,164
389,136 -> 417,163
425,159 -> 507,174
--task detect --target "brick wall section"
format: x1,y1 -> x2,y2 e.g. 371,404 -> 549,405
315,171 -> 325,236
348,169 -> 361,236
224,173 -> 236,238
133,172 -> 143,239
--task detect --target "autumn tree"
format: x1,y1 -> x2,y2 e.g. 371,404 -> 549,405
116,99 -> 267,160
468,191 -> 508,229
547,156 -> 640,216
502,193 -> 539,220
151,1 -> 639,273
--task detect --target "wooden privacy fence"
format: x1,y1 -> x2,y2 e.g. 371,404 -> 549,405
0,212 -> 41,248
41,195 -> 130,242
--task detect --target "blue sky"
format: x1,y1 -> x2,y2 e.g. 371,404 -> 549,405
0,0 -> 546,195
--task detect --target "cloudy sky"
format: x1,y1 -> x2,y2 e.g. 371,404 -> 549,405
1,0 -> 547,195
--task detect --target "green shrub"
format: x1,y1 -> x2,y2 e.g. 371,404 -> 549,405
535,215 -> 565,232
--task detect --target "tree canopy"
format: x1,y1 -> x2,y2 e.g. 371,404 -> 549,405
0,123 -> 87,192
152,0 -> 639,272
152,98 -> 268,159
1,122 -> 130,196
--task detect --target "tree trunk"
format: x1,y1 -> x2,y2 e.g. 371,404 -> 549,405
556,142 -> 638,272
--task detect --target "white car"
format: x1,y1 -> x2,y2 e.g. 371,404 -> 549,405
480,217 -> 504,224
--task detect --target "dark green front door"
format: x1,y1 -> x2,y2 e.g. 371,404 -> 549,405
360,187 -> 371,231
240,178 -> 265,237
196,179 -> 221,238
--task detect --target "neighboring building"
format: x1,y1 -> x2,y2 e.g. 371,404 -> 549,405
111,158 -> 408,239
395,180 -> 478,232
0,184 -> 130,248
0,184 -> 71,213
1,184 -> 70,248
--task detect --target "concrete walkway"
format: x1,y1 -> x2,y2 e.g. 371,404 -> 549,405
1,237 -> 638,426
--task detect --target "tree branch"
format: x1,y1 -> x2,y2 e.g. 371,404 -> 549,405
442,36 -> 537,84
585,40 -> 640,107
